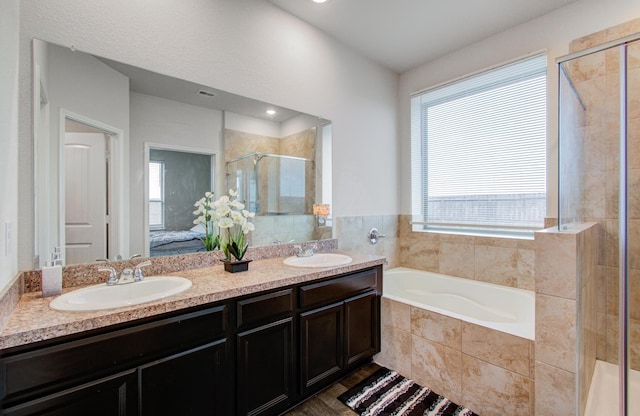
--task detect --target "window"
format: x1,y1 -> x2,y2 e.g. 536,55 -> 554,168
411,54 -> 547,236
149,161 -> 165,230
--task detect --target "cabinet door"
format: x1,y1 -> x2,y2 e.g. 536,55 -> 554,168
344,291 -> 379,367
2,370 -> 137,416
237,318 -> 294,416
139,339 -> 228,416
299,302 -> 343,396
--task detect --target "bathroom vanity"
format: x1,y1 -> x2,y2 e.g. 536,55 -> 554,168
0,255 -> 383,416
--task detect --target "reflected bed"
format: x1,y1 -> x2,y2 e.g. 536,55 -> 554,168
149,230 -> 205,257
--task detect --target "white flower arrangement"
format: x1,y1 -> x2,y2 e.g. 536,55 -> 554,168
193,189 -> 255,260
193,191 -> 219,251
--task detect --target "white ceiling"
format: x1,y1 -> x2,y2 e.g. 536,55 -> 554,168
268,0 -> 578,73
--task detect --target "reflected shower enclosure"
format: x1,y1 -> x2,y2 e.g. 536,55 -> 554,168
226,152 -> 315,217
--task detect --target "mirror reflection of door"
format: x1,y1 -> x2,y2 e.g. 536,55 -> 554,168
64,120 -> 110,264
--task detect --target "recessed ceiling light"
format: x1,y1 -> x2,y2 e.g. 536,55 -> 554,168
312,0 -> 328,3
266,109 -> 277,116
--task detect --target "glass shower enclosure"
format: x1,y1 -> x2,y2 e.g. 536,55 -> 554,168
558,33 -> 639,416
226,152 -> 315,216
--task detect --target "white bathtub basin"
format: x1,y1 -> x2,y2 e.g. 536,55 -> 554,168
50,276 -> 192,312
283,253 -> 352,268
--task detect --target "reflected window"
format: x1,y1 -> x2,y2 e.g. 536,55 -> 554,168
149,161 -> 165,230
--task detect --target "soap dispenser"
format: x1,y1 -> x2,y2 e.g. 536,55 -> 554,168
42,248 -> 63,297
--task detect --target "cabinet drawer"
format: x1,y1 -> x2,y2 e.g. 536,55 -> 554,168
299,268 -> 378,309
237,289 -> 293,330
0,304 -> 228,403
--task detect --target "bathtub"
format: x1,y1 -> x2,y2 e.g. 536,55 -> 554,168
383,267 -> 535,340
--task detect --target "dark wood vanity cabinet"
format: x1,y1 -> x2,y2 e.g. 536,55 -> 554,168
299,268 -> 381,396
0,305 -> 231,416
236,289 -> 295,416
0,265 -> 381,416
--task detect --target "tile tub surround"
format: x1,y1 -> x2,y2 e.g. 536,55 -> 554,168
397,215 -> 536,291
534,223 -> 599,416
0,250 -> 384,351
376,298 -> 534,416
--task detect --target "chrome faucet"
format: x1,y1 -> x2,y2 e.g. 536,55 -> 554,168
293,241 -> 318,257
99,260 -> 151,286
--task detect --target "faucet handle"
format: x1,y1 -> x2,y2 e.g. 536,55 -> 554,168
98,266 -> 118,285
134,261 -> 152,282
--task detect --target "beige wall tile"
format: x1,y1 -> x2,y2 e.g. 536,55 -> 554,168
630,269 -> 640,321
604,220 -> 619,268
582,171 -> 607,218
630,220 -> 640,270
517,248 -> 536,291
535,231 -> 577,299
411,334 -> 462,404
605,313 -> 619,364
570,30 -> 606,52
377,325 -> 412,377
474,245 -> 519,287
438,233 -> 475,244
536,294 -> 576,373
381,297 -> 411,332
400,237 -> 439,272
439,242 -> 474,279
605,17 -> 640,42
461,323 -> 531,377
462,355 -> 532,416
631,317 -> 640,371
410,307 -> 461,350
607,267 -> 619,316
535,361 -> 576,416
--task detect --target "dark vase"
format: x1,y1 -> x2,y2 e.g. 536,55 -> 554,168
222,259 -> 252,273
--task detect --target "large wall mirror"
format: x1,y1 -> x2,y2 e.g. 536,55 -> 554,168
32,39 -> 333,267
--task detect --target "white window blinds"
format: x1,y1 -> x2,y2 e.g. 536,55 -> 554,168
148,161 -> 164,230
411,54 -> 547,233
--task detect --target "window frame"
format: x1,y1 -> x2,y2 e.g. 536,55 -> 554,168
410,53 -> 548,238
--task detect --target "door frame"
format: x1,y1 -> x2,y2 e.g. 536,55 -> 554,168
59,110 -> 126,264
143,142 -> 216,257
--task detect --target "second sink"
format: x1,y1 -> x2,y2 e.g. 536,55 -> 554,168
283,253 -> 352,268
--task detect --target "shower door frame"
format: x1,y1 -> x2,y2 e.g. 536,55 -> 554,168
557,31 -> 640,416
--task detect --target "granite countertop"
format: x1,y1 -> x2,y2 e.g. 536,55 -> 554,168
0,252 -> 385,351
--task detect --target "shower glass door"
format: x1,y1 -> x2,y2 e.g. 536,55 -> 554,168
558,35 -> 639,416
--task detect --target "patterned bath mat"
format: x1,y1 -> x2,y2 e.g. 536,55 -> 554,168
338,367 -> 479,416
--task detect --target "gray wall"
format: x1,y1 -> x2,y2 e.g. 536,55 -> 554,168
150,149 -> 212,231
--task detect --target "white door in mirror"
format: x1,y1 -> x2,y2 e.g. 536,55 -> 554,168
49,276 -> 192,312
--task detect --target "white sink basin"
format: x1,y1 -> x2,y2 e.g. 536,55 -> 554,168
283,253 -> 352,268
50,276 -> 192,312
